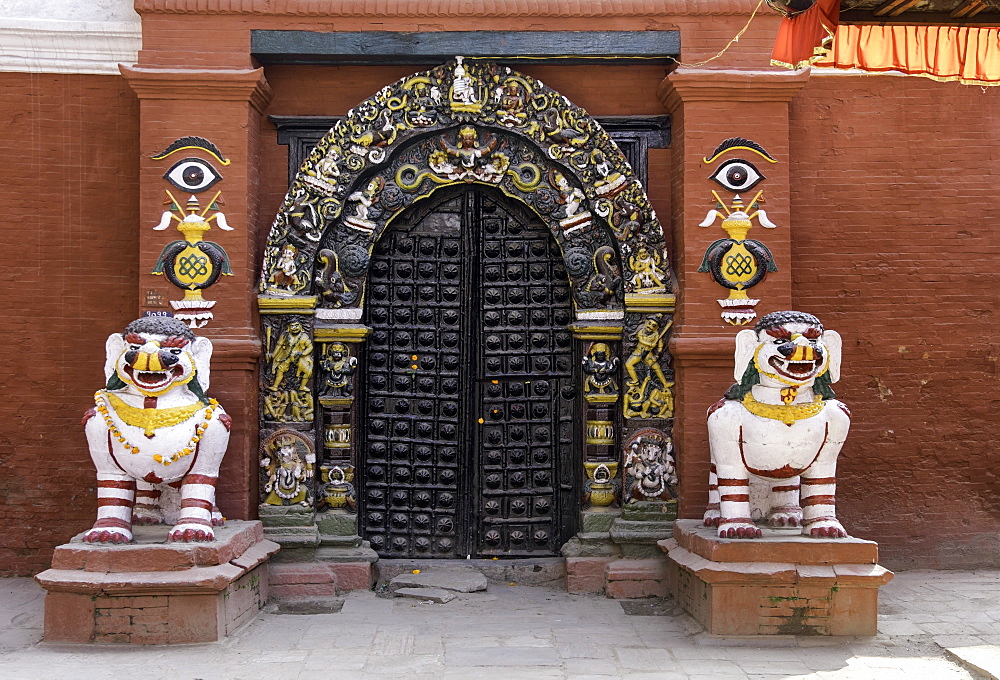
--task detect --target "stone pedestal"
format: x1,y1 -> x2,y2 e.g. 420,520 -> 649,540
35,521 -> 279,644
661,519 -> 893,636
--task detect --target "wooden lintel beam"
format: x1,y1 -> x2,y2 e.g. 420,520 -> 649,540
950,0 -> 988,17
873,0 -> 922,16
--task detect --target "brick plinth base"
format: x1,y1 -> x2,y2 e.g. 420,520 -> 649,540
35,521 -> 280,644
662,520 -> 894,636
268,561 -> 373,598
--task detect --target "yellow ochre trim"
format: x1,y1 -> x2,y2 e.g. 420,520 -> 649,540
104,392 -> 206,437
741,392 -> 825,425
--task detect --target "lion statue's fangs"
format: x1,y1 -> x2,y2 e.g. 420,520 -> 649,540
705,311 -> 851,540
81,318 -> 232,543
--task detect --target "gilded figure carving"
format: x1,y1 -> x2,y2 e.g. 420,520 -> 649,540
320,342 -> 358,397
623,315 -> 674,419
582,342 -> 620,398
260,430 -> 315,506
264,319 -> 315,422
624,428 -> 677,502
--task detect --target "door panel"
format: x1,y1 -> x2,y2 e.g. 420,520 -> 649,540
361,188 -> 576,558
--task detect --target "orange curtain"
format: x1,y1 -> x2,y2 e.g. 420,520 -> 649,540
770,0 -> 841,69
813,24 -> 1000,86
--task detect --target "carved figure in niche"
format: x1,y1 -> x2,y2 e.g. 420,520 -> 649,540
315,249 -> 359,308
260,430 -> 314,506
450,56 -> 483,112
705,311 -> 850,539
582,342 -> 620,397
578,245 -> 622,309
540,106 -> 589,154
287,189 -> 322,242
624,429 -> 677,502
624,316 -> 674,419
550,169 -> 585,218
405,81 -> 439,127
347,177 -> 383,222
495,78 -> 528,127
629,244 -> 667,291
266,243 -> 309,294
264,320 -> 314,422
350,108 -> 397,150
319,465 -> 357,512
591,149 -> 627,197
320,342 -> 358,397
82,317 -> 232,543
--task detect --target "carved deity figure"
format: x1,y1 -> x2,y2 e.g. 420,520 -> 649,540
629,244 -> 667,291
705,311 -> 850,539
623,316 -> 674,419
265,321 -> 314,422
551,170 -> 585,218
320,342 -> 358,397
82,317 -> 232,543
266,243 -> 307,294
624,430 -> 677,502
260,431 -> 314,506
582,342 -> 619,397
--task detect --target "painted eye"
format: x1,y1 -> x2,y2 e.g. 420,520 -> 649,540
710,158 -> 764,192
170,348 -> 182,355
163,157 -> 222,193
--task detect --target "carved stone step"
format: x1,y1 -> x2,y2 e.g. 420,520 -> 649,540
389,568 -> 488,593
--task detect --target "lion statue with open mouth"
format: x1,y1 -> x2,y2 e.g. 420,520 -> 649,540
705,311 -> 850,539
81,317 -> 231,543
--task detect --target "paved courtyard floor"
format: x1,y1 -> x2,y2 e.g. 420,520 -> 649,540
2,569 -> 999,680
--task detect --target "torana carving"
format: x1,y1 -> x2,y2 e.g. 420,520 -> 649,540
259,58 -> 675,318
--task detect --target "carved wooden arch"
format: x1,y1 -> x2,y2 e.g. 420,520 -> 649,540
259,58 -> 674,319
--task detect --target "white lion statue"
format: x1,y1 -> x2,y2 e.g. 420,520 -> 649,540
82,317 -> 231,543
705,311 -> 850,539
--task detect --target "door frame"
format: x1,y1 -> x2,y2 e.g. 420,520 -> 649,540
257,59 -> 677,556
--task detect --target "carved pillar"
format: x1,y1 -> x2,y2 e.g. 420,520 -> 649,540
573,322 -> 624,502
314,324 -> 368,544
122,66 -> 272,521
656,68 -> 809,519
257,296 -> 319,551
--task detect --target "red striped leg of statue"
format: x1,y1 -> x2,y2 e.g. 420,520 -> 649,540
82,475 -> 136,543
767,478 -> 802,527
801,473 -> 846,538
717,475 -> 760,538
168,474 -> 219,542
133,480 -> 164,525
703,464 -> 721,527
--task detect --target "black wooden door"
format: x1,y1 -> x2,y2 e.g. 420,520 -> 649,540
361,187 -> 578,558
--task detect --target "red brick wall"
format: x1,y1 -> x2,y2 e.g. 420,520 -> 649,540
0,73 -> 139,575
789,75 -> 1000,569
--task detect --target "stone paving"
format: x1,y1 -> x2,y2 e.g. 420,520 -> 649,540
1,569 -> 999,679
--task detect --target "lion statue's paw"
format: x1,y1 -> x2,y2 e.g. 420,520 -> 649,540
767,506 -> 803,528
83,526 -> 132,544
804,519 -> 848,539
703,507 -> 721,527
168,524 -> 216,542
718,521 -> 762,539
211,508 -> 226,527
